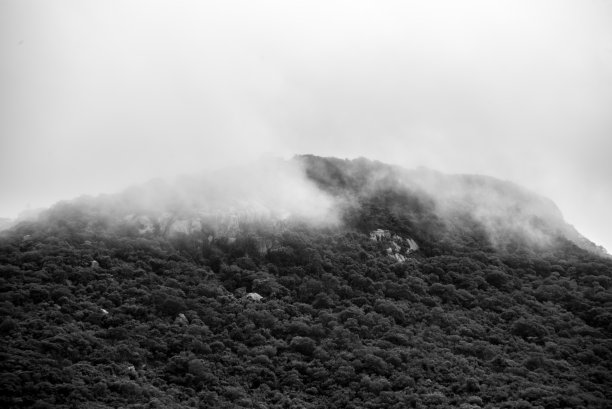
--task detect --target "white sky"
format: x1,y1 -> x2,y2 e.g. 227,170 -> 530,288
1,0 -> 611,251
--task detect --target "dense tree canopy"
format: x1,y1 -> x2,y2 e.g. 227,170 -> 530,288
1,157 -> 611,408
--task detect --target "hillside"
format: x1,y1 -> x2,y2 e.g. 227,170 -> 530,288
1,156 -> 611,408
297,155 -> 607,257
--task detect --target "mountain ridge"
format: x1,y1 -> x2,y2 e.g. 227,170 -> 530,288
3,155 -> 607,258
297,155 -> 606,257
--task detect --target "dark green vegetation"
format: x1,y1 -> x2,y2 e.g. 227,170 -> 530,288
1,156 -> 611,408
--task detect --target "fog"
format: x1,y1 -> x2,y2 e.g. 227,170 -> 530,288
404,169 -> 571,249
131,158 -> 341,225
1,0 -> 611,251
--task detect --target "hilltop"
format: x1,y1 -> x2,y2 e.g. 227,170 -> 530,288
0,156 -> 611,408
297,155 -> 606,257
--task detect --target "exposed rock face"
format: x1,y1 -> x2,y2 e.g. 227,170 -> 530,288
371,229 -> 418,262
406,238 -> 419,252
121,208 -> 290,248
246,293 -> 263,301
370,229 -> 391,241
126,365 -> 137,376
390,252 -> 407,263
175,313 -> 189,325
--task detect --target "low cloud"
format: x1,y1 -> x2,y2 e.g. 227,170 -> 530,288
115,157 -> 342,226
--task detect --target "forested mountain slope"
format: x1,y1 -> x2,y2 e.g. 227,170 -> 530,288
1,156 -> 611,408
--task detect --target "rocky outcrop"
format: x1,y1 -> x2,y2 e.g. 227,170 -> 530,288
370,229 -> 391,241
175,313 -> 189,325
371,229 -> 418,262
406,238 -> 419,252
246,293 -> 263,301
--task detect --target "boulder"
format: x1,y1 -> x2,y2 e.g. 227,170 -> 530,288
246,292 -> 263,302
175,313 -> 189,325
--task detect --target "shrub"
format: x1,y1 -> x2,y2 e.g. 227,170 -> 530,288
290,336 -> 316,356
511,319 -> 548,341
485,269 -> 509,289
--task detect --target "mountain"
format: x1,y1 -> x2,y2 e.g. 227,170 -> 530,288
297,155 -> 607,257
1,155 -> 611,408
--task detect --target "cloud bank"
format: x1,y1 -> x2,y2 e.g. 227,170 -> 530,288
1,0 -> 611,250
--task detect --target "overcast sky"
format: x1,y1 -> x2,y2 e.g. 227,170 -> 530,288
1,0 -> 611,251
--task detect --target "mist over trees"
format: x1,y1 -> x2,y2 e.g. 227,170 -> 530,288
1,156 -> 611,408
